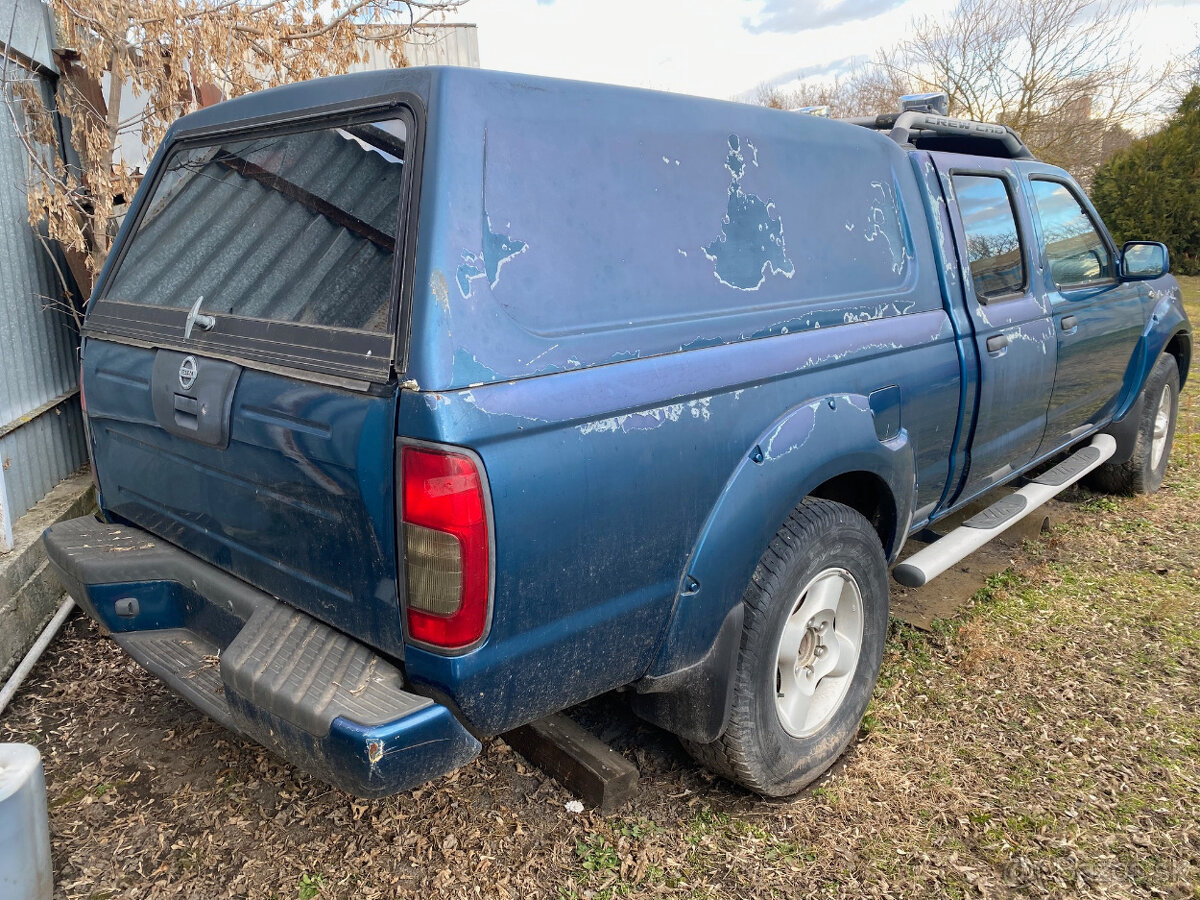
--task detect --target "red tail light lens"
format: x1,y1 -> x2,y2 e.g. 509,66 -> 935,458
401,446 -> 490,649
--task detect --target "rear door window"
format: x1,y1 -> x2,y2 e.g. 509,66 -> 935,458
89,113 -> 411,382
951,174 -> 1026,301
1028,179 -> 1114,289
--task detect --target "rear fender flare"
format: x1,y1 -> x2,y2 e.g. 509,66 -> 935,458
640,393 -> 914,715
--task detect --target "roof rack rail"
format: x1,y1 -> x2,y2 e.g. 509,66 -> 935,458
843,111 -> 1033,160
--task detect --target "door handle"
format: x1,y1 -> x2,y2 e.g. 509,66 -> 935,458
1061,315 -> 1079,333
986,334 -> 1009,353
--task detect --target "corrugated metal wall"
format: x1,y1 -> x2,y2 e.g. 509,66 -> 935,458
0,0 -> 87,551
0,8 -> 475,550
353,23 -> 480,72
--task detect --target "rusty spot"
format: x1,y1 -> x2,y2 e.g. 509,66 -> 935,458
367,740 -> 384,765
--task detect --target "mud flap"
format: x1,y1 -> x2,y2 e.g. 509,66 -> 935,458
630,602 -> 743,744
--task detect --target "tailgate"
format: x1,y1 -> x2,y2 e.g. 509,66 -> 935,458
80,109 -> 415,656
83,341 -> 402,654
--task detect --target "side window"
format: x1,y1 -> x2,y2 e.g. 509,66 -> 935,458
1029,179 -> 1114,288
952,174 -> 1026,302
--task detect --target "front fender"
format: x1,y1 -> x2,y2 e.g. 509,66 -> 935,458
1105,280 -> 1192,464
646,391 -> 915,683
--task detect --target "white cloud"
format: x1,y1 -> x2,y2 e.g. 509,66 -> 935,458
458,0 -> 1200,105
743,0 -> 911,34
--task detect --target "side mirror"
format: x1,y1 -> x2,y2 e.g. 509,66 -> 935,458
1119,241 -> 1169,280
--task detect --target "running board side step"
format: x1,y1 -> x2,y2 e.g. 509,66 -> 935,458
893,434 -> 1116,588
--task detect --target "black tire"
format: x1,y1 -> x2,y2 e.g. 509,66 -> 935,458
684,498 -> 889,797
1087,353 -> 1180,496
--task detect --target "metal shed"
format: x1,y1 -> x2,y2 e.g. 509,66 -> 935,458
0,0 -> 87,553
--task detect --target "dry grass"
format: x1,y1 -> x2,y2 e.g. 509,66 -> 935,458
2,279 -> 1198,900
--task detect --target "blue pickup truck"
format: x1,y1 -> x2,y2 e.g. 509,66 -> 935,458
45,68 -> 1190,798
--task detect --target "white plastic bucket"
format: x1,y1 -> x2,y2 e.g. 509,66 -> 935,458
0,744 -> 53,900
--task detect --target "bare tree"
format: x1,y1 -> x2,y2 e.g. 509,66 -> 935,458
752,65 -> 908,117
751,0 -> 1173,184
877,0 -> 1169,181
1168,42 -> 1200,109
2,0 -> 463,307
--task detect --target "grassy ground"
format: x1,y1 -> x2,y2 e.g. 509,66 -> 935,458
3,279 -> 1198,900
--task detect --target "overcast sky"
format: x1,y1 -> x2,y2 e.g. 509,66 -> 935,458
458,0 -> 1200,103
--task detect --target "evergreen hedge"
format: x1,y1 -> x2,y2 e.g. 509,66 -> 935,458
1092,87 -> 1200,276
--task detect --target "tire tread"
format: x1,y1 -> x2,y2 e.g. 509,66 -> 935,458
682,498 -> 884,795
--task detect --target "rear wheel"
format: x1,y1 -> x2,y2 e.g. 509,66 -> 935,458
1088,353 -> 1180,496
684,498 -> 888,797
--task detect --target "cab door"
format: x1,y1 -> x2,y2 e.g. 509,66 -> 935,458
1022,175 -> 1145,454
941,164 -> 1057,501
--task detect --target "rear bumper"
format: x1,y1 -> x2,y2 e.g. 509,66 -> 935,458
43,516 -> 479,798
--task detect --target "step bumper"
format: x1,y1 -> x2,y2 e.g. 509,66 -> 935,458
42,516 -> 479,798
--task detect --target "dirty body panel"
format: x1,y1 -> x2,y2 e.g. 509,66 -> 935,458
83,343 -> 404,655
82,97 -> 419,657
50,67 -> 1191,795
395,70 -> 960,731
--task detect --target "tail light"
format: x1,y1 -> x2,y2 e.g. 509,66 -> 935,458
400,445 -> 491,650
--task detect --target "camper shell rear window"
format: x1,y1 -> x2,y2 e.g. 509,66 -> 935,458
87,108 -> 414,383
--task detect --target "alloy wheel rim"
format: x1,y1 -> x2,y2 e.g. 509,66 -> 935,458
1150,383 -> 1172,470
774,567 -> 864,738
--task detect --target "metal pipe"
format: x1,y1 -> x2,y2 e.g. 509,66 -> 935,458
0,597 -> 75,717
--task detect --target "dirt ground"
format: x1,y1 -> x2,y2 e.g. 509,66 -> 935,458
3,281 -> 1198,900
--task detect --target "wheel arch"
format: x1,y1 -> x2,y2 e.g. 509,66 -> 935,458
1165,328 -> 1191,391
1105,300 -> 1191,466
808,469 -> 899,560
631,393 -> 914,743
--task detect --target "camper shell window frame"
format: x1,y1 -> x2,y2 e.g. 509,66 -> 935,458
84,94 -> 426,387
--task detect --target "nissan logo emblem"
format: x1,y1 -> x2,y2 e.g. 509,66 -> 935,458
179,356 -> 198,391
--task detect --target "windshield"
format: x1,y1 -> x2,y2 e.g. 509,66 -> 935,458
102,118 -> 407,333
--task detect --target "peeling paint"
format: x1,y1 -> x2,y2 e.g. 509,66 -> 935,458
573,396 -> 714,435
367,739 -> 384,767
799,341 -> 906,371
863,181 -> 908,277
679,336 -> 724,353
841,300 -> 918,324
452,348 -> 501,385
744,139 -> 758,167
578,402 -> 686,435
523,343 -> 559,368
763,402 -> 818,460
606,350 -> 640,363
1004,326 -> 1053,355
702,134 -> 794,291
453,386 -> 550,424
431,269 -> 450,313
456,211 -> 529,298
